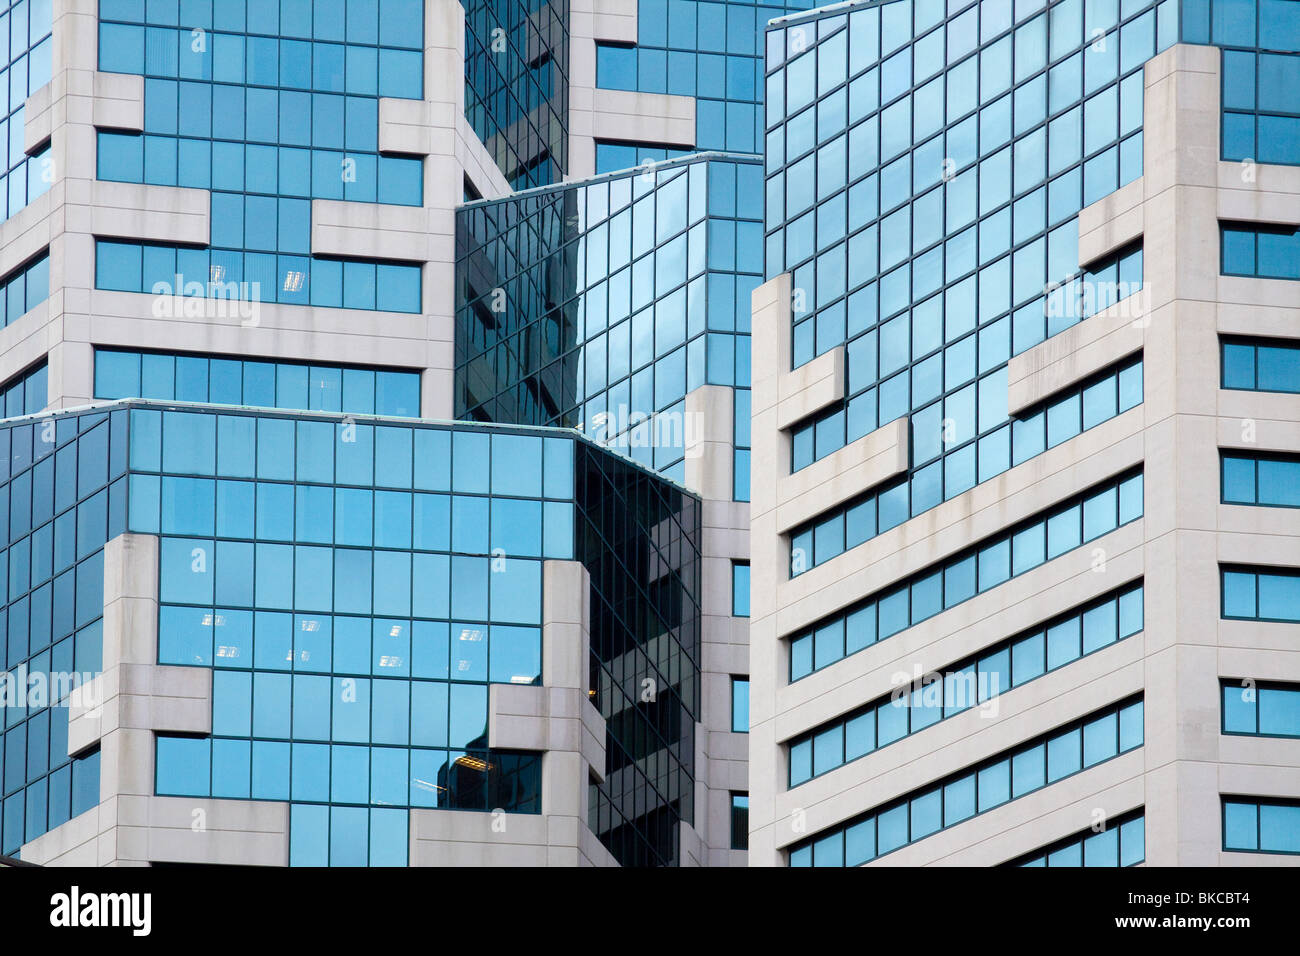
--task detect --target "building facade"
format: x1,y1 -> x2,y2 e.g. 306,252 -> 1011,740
0,0 -> 768,867
749,0 -> 1300,866
1,0 -> 1295,870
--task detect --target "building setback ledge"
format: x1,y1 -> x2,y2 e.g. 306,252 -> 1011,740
775,416 -> 909,534
775,345 -> 844,431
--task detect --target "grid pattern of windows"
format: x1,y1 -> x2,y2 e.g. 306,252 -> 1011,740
791,247 -> 1142,474
0,389 -> 702,865
594,0 -> 814,155
1222,566 -> 1300,622
765,1 -> 1167,534
464,0 -> 568,189
0,0 -> 53,225
789,357 -> 1141,568
1221,222 -> 1300,279
790,468 -> 1143,680
0,408 -> 123,856
0,360 -> 46,417
455,154 -> 760,491
1185,0 -> 1300,165
128,406 -> 570,866
0,252 -> 48,329
1223,797 -> 1300,853
1011,808 -> 1145,865
1222,451 -> 1300,507
1221,335 -> 1300,392
95,0 -> 424,310
789,696 -> 1145,866
789,581 -> 1144,786
1222,679 -> 1300,737
577,440 -> 702,867
94,349 -> 421,418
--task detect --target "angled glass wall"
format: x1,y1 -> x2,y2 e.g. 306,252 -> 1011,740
0,401 -> 700,866
455,152 -> 761,497
464,0 -> 570,189
94,0 -> 424,311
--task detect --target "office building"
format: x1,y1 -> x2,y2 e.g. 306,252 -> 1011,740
748,0 -> 1300,865
0,0 -> 773,867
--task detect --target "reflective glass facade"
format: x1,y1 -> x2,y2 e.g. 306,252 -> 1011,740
464,0 -> 569,189
0,407 -> 121,857
576,438 -> 702,866
788,248 -> 1143,472
788,696 -> 1145,865
1185,0 -> 1300,165
0,0 -> 53,224
0,401 -> 700,866
765,0 -> 1173,535
455,153 -> 761,494
594,0 -> 816,157
788,357 -> 1142,573
95,0 -> 424,310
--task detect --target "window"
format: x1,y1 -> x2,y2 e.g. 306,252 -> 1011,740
1011,810 -> 1145,867
731,677 -> 750,734
732,561 -> 751,616
1221,451 -> 1300,507
1221,336 -> 1300,393
1222,680 -> 1300,737
789,469 -> 1143,679
789,697 -> 1144,866
1223,798 -> 1300,854
0,254 -> 51,329
789,360 -> 1141,573
787,583 -> 1143,785
731,792 -> 749,850
94,349 -> 420,417
94,4 -> 428,306
1221,566 -> 1300,622
0,361 -> 49,417
1222,223 -> 1300,280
